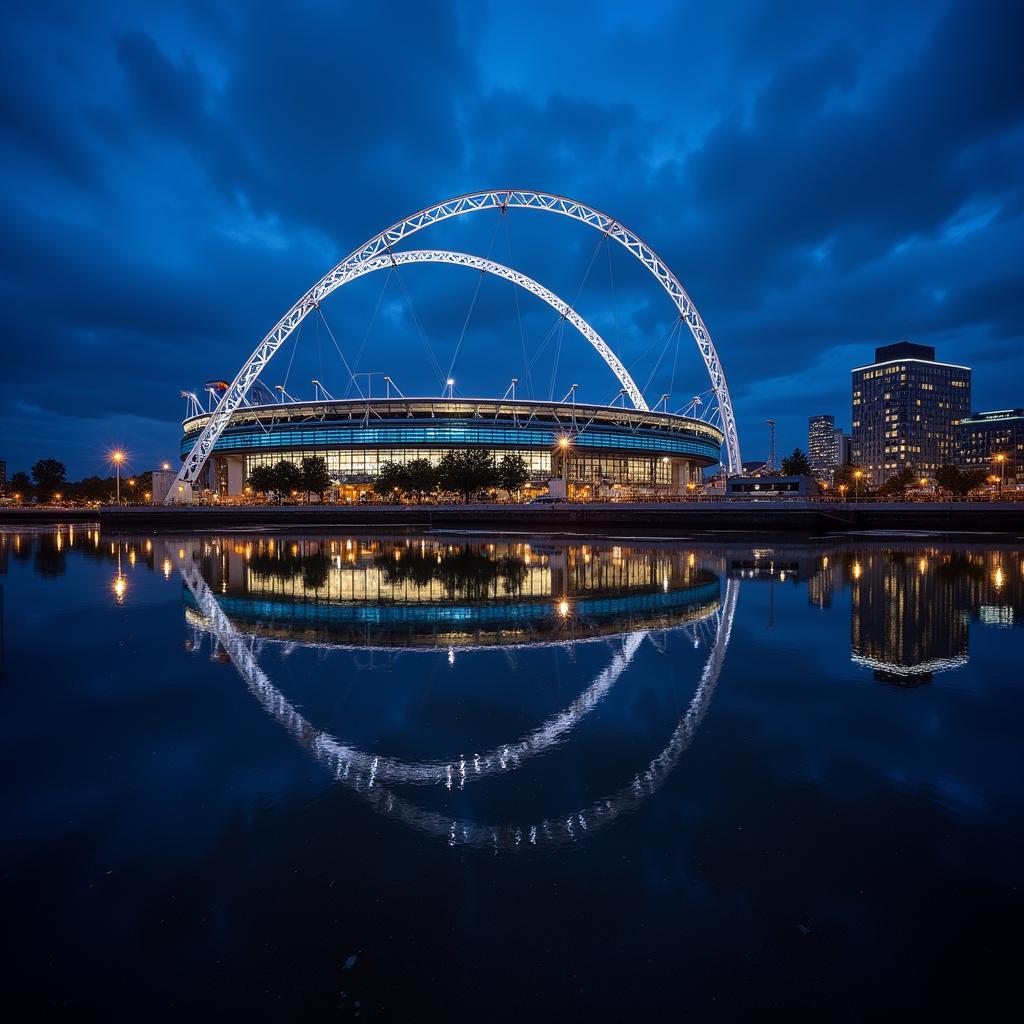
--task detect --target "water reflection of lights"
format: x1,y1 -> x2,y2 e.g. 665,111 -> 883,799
557,599 -> 570,618
852,561 -> 862,580
113,574 -> 127,603
993,566 -> 1004,590
181,563 -> 736,848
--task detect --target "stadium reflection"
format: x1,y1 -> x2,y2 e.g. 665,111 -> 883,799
181,534 -> 723,649
175,533 -> 733,847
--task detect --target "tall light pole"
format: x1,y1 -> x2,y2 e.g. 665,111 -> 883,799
110,449 -> 126,504
854,469 -> 863,501
995,453 -> 1006,497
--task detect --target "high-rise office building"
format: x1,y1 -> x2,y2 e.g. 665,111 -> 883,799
808,415 -> 836,477
851,341 -> 970,486
807,416 -> 851,483
834,430 -> 850,468
956,409 -> 1023,483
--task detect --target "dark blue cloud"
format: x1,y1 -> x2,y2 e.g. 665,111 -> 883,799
1,0 -> 1021,475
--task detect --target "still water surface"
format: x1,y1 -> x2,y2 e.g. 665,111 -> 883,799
1,527 -> 1022,1016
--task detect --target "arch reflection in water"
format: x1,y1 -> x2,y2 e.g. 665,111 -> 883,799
178,536 -> 736,848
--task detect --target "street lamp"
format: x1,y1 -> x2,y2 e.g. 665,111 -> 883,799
838,483 -> 848,502
994,453 -> 1006,497
110,449 -> 126,504
853,469 -> 863,500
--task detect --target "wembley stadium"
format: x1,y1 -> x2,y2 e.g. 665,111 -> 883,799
180,396 -> 725,502
166,191 -> 741,503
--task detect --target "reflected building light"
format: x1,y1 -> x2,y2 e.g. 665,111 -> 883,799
993,566 -> 1005,591
128,549 -> 136,567
918,557 -> 928,574
178,548 -> 185,560
113,574 -> 127,603
558,599 -> 570,617
779,571 -> 786,582
822,556 -> 829,568
162,558 -> 173,580
447,648 -> 455,666
852,561 -> 863,580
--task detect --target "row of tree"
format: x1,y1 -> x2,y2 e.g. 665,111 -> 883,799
5,459 -> 67,499
247,456 -> 332,502
244,452 -> 531,504
4,459 -> 154,503
776,447 -> 991,496
373,451 -> 531,503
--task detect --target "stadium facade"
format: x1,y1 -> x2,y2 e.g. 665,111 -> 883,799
180,396 -> 725,501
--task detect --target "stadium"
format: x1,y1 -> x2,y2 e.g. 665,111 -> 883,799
168,191 -> 741,502
180,395 -> 725,502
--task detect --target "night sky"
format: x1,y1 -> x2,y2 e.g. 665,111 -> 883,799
3,0 -> 1022,478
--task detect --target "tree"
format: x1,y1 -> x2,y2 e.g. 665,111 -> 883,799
437,449 -> 496,503
779,448 -> 811,476
300,456 -> 331,502
8,470 -> 32,499
374,460 -> 408,500
877,466 -> 917,497
496,453 -> 530,499
834,463 -> 866,490
934,464 -> 987,496
404,458 -> 438,502
247,464 -> 277,499
32,458 -> 66,501
270,460 -> 304,500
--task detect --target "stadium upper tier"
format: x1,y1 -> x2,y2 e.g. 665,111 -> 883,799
180,397 -> 725,499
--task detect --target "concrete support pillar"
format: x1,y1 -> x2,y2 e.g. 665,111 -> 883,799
226,456 -> 246,497
670,459 -> 687,496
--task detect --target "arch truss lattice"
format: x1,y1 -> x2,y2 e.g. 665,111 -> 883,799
173,190 -> 741,496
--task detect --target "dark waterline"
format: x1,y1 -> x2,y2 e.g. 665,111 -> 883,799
1,527 -> 1021,1017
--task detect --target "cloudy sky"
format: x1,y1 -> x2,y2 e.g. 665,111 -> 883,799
2,0 -> 1021,477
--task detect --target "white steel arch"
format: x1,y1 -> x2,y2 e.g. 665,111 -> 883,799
341,250 -> 646,410
173,190 -> 741,495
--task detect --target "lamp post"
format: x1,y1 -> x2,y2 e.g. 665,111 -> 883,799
110,449 -> 126,504
853,469 -> 863,500
555,434 -> 573,500
838,483 -> 848,502
994,453 -> 1006,497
